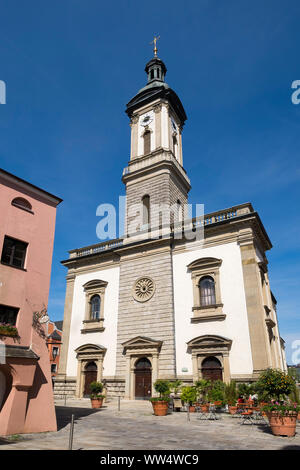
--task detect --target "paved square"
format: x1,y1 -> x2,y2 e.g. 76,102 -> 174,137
1,399 -> 300,450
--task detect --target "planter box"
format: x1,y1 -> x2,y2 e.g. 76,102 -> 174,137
0,328 -> 19,337
90,398 -> 103,409
151,400 -> 169,416
267,411 -> 297,437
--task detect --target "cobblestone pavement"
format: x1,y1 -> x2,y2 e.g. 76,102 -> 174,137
1,399 -> 300,450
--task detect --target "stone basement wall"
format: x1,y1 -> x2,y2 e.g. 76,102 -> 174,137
53,378 -> 76,399
53,378 -> 125,400
104,380 -> 125,398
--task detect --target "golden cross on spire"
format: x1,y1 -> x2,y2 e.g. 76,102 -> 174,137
150,35 -> 160,57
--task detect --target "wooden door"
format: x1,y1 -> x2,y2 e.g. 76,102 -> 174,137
84,362 -> 97,396
135,358 -> 152,399
201,356 -> 223,382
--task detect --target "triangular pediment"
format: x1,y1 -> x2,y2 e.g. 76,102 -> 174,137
122,336 -> 163,351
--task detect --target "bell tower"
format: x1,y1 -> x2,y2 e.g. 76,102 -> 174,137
122,46 -> 191,236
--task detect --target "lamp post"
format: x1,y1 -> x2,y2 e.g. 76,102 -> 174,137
51,346 -> 58,390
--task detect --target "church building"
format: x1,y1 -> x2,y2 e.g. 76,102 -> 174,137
55,48 -> 287,400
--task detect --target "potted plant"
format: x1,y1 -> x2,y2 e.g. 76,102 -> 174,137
89,381 -> 105,409
288,369 -> 300,420
257,368 -> 298,436
195,379 -> 211,411
262,402 -> 300,436
225,381 -> 238,414
150,380 -> 171,416
208,380 -> 225,408
0,323 -> 19,337
181,386 -> 198,412
170,380 -> 182,397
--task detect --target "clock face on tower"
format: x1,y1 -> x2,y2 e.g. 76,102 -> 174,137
141,114 -> 153,127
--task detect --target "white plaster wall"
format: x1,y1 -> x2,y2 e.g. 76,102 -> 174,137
172,242 -> 253,377
161,105 -> 169,148
66,266 -> 120,377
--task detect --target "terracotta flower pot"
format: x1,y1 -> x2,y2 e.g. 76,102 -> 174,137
91,397 -> 103,409
267,411 -> 297,437
228,406 -> 238,415
214,401 -> 222,407
189,405 -> 196,413
151,400 -> 169,416
200,404 -> 209,413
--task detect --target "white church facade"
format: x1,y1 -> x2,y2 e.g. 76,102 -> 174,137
55,51 -> 287,400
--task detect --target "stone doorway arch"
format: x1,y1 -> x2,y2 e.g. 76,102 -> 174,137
75,344 -> 106,398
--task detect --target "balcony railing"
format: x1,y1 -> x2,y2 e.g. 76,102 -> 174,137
70,238 -> 124,258
68,204 -> 253,259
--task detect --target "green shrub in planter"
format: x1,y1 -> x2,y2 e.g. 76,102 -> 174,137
237,382 -> 255,400
224,381 -> 237,406
181,386 -> 198,405
170,380 -> 182,396
149,379 -> 171,402
195,379 -> 211,403
256,368 -> 296,402
207,380 -> 225,404
89,381 -> 104,398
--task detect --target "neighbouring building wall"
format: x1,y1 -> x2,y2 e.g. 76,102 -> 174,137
66,265 -> 120,378
0,170 -> 61,435
172,242 -> 254,379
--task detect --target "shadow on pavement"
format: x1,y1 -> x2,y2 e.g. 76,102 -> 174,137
55,405 -> 104,431
281,445 -> 300,450
0,437 -> 10,445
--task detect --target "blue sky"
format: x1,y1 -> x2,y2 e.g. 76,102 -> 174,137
0,0 -> 299,363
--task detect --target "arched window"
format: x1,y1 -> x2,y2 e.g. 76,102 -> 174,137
199,276 -> 216,306
90,295 -> 101,320
11,197 -> 32,212
143,130 -> 151,155
142,195 -> 150,227
135,357 -> 151,370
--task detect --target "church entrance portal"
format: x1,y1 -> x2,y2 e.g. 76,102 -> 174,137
134,357 -> 152,399
83,361 -> 97,396
201,356 -> 223,381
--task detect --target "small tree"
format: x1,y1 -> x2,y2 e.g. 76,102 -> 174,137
195,379 -> 211,403
181,386 -> 198,405
256,368 -> 296,402
153,380 -> 171,399
224,381 -> 237,405
237,383 -> 254,400
207,380 -> 225,404
89,381 -> 104,398
170,380 -> 182,396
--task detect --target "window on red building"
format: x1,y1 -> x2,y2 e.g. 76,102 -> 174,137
1,236 -> 28,269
